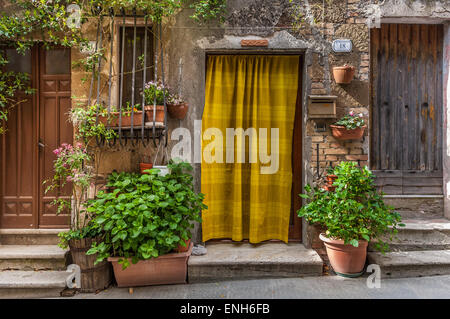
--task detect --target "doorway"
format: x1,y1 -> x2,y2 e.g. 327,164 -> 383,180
370,24 -> 444,195
201,53 -> 303,243
0,45 -> 73,228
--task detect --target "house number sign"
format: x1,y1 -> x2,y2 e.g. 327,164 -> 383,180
332,39 -> 353,53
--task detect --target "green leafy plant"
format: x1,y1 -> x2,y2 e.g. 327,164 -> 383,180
334,111 -> 365,130
298,161 -> 404,252
142,80 -> 171,105
70,104 -> 117,144
86,160 -> 207,269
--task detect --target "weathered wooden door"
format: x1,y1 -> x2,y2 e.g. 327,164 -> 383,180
0,45 -> 72,228
370,24 -> 443,195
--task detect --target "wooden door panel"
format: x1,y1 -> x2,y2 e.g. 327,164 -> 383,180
1,96 -> 36,228
370,24 -> 443,195
38,48 -> 72,228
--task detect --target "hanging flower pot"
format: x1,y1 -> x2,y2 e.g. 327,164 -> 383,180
319,234 -> 368,277
144,105 -> 165,123
333,65 -> 355,84
167,103 -> 189,120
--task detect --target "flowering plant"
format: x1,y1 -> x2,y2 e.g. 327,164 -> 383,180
334,111 -> 365,130
44,143 -> 93,231
142,80 -> 185,106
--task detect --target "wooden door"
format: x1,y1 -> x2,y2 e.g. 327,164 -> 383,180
0,46 -> 72,228
370,24 -> 443,195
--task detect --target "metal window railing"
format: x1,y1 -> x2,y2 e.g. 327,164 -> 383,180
90,7 -> 167,148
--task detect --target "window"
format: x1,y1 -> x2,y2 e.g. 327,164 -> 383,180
119,26 -> 154,107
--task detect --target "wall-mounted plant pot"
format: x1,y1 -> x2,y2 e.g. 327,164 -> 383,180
69,237 -> 112,293
330,125 -> 366,140
326,174 -> 338,184
139,162 -> 153,174
167,103 -> 189,120
319,233 -> 368,277
144,105 -> 165,123
108,242 -> 192,287
333,65 -> 355,84
98,111 -> 144,128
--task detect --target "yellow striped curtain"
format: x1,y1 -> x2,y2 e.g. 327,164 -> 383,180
201,55 -> 299,243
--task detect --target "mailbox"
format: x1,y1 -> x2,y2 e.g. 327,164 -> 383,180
308,95 -> 337,119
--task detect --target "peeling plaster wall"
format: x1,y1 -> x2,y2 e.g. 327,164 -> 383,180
443,23 -> 450,219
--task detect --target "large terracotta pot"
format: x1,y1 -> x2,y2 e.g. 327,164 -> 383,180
330,125 -> 366,140
108,242 -> 192,287
144,105 -> 165,123
319,233 -> 368,277
333,65 -> 355,84
98,111 -> 144,128
167,103 -> 189,120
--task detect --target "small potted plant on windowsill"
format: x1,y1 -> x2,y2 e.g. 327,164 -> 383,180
330,111 -> 366,140
86,160 -> 206,287
142,80 -> 167,125
298,162 -> 404,278
97,103 -> 144,128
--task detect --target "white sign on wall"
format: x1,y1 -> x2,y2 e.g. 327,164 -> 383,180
332,39 -> 353,53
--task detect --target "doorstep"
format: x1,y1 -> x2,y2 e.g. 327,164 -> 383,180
187,242 -> 323,283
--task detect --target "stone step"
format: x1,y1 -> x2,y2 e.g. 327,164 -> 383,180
0,229 -> 66,245
0,245 -> 68,271
0,270 -> 67,298
368,219 -> 450,252
188,243 -> 323,283
367,250 -> 450,278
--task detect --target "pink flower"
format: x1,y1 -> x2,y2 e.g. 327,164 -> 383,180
53,149 -> 60,155
359,113 -> 363,118
66,176 -> 73,182
349,111 -> 355,116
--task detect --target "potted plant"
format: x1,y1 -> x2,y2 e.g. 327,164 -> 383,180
97,103 -> 144,128
86,160 -> 206,287
139,155 -> 153,175
333,65 -> 355,84
167,92 -> 189,120
298,162 -> 404,277
45,143 -> 112,292
330,111 -> 366,140
324,166 -> 337,192
142,80 -> 167,124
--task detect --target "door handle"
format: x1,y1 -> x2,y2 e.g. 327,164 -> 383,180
38,141 -> 46,149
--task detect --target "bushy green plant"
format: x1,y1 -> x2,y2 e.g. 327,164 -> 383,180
70,105 -> 117,144
334,111 -> 365,130
298,162 -> 404,252
86,160 -> 207,269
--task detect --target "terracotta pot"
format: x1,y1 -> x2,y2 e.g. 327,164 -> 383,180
69,237 -> 112,293
139,163 -> 153,174
167,103 -> 189,120
326,174 -> 337,184
330,125 -> 366,140
323,185 -> 336,192
108,242 -> 192,287
144,105 -> 165,123
176,239 -> 191,253
319,233 -> 368,277
98,111 -> 144,128
333,65 -> 355,84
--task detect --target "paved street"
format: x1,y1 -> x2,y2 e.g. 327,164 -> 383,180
65,275 -> 450,299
